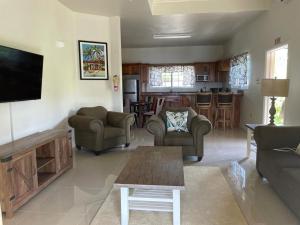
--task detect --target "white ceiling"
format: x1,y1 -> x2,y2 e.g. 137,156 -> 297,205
59,0 -> 268,48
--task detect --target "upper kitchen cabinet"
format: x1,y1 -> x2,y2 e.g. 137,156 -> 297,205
140,64 -> 149,84
217,59 -> 230,72
194,63 -> 216,82
216,59 -> 231,82
122,63 -> 142,75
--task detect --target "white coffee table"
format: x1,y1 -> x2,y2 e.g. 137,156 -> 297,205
114,146 -> 185,225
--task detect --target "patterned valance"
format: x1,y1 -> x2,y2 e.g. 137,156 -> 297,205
149,65 -> 195,88
229,53 -> 250,89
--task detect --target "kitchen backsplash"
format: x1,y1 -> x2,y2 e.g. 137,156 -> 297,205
145,82 -> 223,92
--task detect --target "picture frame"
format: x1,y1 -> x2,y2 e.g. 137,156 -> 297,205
78,40 -> 109,80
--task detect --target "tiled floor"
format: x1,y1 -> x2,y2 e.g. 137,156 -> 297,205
3,128 -> 300,225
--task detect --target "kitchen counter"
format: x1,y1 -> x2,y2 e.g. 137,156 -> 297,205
142,92 -> 243,96
141,91 -> 243,128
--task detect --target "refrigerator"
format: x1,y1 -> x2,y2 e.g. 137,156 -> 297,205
123,76 -> 139,112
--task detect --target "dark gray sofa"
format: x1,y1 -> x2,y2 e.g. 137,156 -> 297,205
254,126 -> 300,219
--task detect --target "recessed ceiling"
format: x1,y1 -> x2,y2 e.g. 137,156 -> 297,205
59,0 -> 269,48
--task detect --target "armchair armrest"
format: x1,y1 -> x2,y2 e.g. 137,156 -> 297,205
107,111 -> 134,128
145,115 -> 166,146
191,115 -> 212,136
107,111 -> 134,144
68,115 -> 104,133
191,115 -> 212,157
254,126 -> 300,152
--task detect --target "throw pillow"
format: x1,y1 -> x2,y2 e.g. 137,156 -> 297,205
166,111 -> 189,132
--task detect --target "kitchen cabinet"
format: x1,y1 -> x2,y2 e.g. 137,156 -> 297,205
194,63 -> 216,82
217,59 -> 230,72
122,63 -> 142,75
216,59 -> 230,82
140,64 -> 149,84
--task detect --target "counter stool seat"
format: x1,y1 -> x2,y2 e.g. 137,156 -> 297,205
196,92 -> 213,124
214,93 -> 233,130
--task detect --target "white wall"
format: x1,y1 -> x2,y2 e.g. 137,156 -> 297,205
0,0 -> 76,143
0,0 -> 123,145
122,46 -> 224,64
225,0 -> 300,126
73,13 -> 123,112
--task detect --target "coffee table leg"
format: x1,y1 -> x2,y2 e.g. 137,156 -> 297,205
173,190 -> 180,225
121,187 -> 129,225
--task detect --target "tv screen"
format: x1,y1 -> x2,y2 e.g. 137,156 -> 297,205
0,45 -> 44,103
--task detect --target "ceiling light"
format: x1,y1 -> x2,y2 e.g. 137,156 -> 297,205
153,34 -> 192,39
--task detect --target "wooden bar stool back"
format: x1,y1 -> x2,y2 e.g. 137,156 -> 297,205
142,97 -> 165,127
215,92 -> 234,130
196,92 -> 213,123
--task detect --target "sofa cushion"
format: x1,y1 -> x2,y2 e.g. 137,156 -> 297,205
164,131 -> 193,146
275,168 -> 300,216
104,126 -> 125,139
259,150 -> 300,179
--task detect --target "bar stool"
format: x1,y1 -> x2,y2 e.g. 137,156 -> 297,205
214,92 -> 233,130
142,97 -> 165,127
196,92 -> 213,123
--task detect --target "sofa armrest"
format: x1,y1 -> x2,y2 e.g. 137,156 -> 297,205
254,126 -> 300,152
145,115 -> 166,145
68,115 -> 104,133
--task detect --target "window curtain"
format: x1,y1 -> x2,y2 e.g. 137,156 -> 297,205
229,53 -> 250,89
149,65 -> 195,87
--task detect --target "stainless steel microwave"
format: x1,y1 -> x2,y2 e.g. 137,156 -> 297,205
196,75 -> 209,82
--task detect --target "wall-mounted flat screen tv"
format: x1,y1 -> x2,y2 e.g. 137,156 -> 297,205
0,45 -> 44,103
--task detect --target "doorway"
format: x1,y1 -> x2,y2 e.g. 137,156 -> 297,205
264,45 -> 288,125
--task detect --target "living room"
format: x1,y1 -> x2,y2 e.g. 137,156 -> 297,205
0,0 -> 300,225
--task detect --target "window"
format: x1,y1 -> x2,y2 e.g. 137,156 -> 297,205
264,45 -> 288,125
149,65 -> 195,89
229,53 -> 250,89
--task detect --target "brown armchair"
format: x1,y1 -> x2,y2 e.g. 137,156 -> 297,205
146,107 -> 212,161
68,106 -> 134,155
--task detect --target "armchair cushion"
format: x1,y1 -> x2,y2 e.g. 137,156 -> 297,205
164,131 -> 193,146
104,126 -> 125,139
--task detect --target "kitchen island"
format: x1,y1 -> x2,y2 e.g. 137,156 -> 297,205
141,92 -> 243,128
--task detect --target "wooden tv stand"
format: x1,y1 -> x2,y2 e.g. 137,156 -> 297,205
0,129 -> 73,218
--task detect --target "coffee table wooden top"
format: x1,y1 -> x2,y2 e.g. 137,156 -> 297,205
114,146 -> 185,190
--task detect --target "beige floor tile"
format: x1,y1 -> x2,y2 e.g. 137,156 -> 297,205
3,128 -> 300,225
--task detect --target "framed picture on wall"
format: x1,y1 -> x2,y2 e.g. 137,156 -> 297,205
78,40 -> 109,80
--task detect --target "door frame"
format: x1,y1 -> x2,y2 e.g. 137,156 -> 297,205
262,43 -> 289,124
